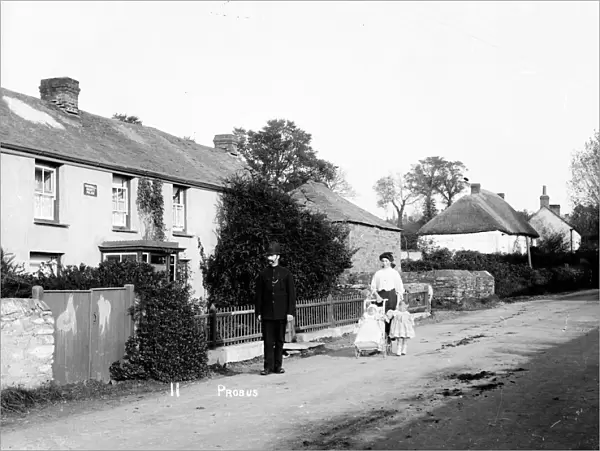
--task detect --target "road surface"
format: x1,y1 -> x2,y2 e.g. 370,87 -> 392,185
1,291 -> 598,450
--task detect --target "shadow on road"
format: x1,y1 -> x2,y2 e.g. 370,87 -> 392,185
277,329 -> 600,450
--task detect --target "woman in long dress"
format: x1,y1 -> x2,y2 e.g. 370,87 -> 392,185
370,252 -> 405,341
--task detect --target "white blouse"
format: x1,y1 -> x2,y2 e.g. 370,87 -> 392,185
371,267 -> 405,294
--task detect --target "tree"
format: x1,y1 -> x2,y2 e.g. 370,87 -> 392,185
112,113 -> 143,125
569,203 -> 599,249
405,156 -> 468,210
373,172 -> 420,227
437,160 -> 469,207
233,119 -> 336,192
516,209 -> 534,223
568,130 -> 599,207
201,173 -> 356,306
325,166 -> 357,199
422,197 -> 438,223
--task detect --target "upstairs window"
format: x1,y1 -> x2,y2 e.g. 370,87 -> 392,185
34,164 -> 57,220
112,175 -> 130,228
172,186 -> 187,232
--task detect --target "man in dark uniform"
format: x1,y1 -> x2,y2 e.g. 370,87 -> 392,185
255,242 -> 296,376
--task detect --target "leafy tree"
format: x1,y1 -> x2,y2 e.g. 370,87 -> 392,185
201,173 -> 356,306
437,160 -> 469,206
405,156 -> 468,210
233,119 -> 336,192
112,113 -> 143,125
373,172 -> 420,227
325,166 -> 357,199
422,196 -> 438,223
569,203 -> 599,249
568,130 -> 599,207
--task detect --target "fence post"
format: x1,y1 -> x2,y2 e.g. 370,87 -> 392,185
31,285 -> 45,309
327,294 -> 335,327
209,304 -> 217,350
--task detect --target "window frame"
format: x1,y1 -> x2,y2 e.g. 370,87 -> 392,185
172,185 -> 187,233
29,252 -> 62,275
102,252 -> 138,263
112,175 -> 131,229
34,163 -> 59,222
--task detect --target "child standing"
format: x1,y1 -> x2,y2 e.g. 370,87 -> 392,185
389,301 -> 415,355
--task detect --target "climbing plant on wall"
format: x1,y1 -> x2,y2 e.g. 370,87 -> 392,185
137,177 -> 166,241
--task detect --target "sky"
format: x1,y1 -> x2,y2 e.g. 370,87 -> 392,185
2,1 -> 598,219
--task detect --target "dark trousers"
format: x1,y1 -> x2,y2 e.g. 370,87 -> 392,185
262,319 -> 286,371
375,289 -> 398,340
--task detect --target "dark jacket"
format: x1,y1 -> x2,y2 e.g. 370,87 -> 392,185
254,265 -> 296,320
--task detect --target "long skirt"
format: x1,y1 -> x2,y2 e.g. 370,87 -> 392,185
375,289 -> 398,339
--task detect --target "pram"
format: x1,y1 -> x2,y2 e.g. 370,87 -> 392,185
353,298 -> 390,358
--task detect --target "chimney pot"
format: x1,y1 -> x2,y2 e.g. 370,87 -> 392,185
497,193 -> 505,199
540,185 -> 550,209
213,134 -> 239,155
550,204 -> 561,216
39,77 -> 80,115
470,183 -> 481,194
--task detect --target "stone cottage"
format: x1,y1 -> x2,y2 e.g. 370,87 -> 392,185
289,180 -> 402,280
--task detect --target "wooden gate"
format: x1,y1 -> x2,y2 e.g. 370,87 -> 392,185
34,285 -> 135,385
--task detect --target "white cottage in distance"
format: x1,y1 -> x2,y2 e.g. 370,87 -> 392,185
417,183 -> 540,254
529,186 -> 582,251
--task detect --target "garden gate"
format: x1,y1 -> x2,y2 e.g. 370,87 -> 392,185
33,285 -> 135,385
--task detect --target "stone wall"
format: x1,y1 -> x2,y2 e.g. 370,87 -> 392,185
401,270 -> 495,308
344,223 -> 402,278
1,298 -> 55,390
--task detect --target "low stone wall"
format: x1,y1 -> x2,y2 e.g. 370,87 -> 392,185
1,298 -> 55,390
401,270 -> 495,307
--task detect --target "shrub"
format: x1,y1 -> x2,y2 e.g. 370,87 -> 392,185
401,247 -> 595,298
1,248 -> 36,298
109,283 -> 208,383
202,174 -> 356,307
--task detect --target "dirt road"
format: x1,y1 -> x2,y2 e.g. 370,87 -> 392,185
1,292 -> 598,450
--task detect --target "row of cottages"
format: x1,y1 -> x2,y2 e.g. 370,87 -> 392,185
289,180 -> 403,278
0,77 -> 246,299
529,185 -> 582,251
417,183 -> 540,254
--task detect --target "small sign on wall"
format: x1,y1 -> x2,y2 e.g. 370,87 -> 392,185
83,183 -> 97,197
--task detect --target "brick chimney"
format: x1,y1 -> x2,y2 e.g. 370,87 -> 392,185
213,134 -> 239,155
470,183 -> 481,194
497,193 -> 505,199
540,185 -> 550,209
550,204 -> 561,216
39,77 -> 80,115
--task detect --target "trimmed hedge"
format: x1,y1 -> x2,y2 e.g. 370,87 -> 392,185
402,249 -> 598,298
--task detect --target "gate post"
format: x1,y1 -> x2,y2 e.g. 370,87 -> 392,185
327,294 -> 335,327
209,304 -> 217,349
31,286 -> 46,310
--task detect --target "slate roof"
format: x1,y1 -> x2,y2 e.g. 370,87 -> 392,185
418,189 -> 540,238
289,180 -> 401,232
0,87 -> 246,190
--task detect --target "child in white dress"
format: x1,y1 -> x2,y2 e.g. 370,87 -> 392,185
388,301 -> 415,355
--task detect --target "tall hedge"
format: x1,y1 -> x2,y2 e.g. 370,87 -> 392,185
202,174 -> 356,307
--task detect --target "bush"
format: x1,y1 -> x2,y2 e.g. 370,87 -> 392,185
401,247 -> 595,298
1,248 -> 37,298
202,174 -> 356,307
109,283 -> 208,383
